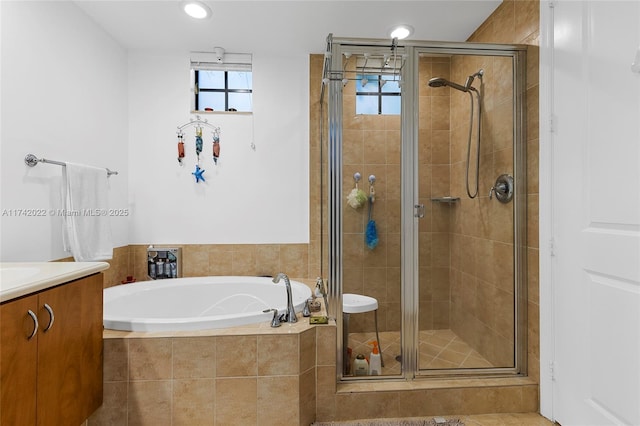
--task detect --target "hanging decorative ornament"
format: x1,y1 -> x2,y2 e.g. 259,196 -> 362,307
177,133 -> 185,165
195,126 -> 203,161
192,164 -> 206,183
212,129 -> 220,165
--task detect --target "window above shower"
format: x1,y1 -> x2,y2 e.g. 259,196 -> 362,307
190,51 -> 253,113
355,74 -> 401,115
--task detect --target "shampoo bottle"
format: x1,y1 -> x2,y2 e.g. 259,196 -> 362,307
368,341 -> 382,375
353,354 -> 369,376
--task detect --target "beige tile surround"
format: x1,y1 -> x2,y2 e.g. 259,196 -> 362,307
89,323 -> 321,426
92,244 -> 313,288
90,319 -> 538,426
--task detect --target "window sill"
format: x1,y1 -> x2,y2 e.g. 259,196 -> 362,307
191,110 -> 253,115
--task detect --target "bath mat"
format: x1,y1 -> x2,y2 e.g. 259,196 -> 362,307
312,417 -> 464,426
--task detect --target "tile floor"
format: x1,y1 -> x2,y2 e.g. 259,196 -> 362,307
347,329 -> 494,376
313,413 -> 554,425
461,412 -> 554,425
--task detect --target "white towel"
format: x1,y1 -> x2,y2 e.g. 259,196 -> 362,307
62,162 -> 113,261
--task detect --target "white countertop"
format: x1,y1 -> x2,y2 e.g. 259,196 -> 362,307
0,262 -> 110,303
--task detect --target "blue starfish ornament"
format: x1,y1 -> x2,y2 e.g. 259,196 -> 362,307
192,164 -> 206,183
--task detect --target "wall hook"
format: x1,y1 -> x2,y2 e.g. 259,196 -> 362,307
368,174 -> 376,202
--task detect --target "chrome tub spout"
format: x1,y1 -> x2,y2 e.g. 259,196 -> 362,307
272,273 -> 297,323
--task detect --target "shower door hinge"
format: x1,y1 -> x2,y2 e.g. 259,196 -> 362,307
414,204 -> 425,218
549,237 -> 556,257
549,114 -> 557,133
549,360 -> 556,381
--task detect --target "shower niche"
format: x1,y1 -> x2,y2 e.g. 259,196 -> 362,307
319,36 -> 527,381
147,246 -> 182,280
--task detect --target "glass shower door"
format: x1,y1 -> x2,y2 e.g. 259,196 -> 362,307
338,47 -> 405,377
324,37 -> 528,381
415,50 -> 523,374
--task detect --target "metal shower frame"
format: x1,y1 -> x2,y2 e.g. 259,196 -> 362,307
322,34 -> 528,383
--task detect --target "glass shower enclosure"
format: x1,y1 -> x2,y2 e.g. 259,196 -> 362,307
320,35 -> 527,381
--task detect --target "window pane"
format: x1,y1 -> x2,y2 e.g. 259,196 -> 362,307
381,96 -> 401,115
381,77 -> 401,93
198,70 -> 224,89
356,95 -> 378,115
356,75 -> 378,93
228,71 -> 252,90
228,93 -> 252,112
197,92 -> 225,111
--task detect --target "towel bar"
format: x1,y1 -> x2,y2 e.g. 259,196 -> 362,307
24,153 -> 118,176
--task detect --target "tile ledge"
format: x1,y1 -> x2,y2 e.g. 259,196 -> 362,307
103,318 -> 335,339
337,376 -> 537,393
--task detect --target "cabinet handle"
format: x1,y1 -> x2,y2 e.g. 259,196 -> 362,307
27,310 -> 39,340
43,303 -> 55,332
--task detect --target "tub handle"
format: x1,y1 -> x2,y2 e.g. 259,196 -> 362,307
263,309 -> 282,328
27,309 -> 39,340
302,299 -> 311,317
42,303 -> 55,332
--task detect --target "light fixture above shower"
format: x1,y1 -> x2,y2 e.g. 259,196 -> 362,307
182,1 -> 211,19
389,24 -> 414,40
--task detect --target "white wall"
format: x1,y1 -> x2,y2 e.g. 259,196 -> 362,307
127,51 -> 309,244
0,1 -> 311,261
0,1 -> 129,262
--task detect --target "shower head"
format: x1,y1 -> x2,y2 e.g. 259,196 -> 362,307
428,77 -> 468,92
429,68 -> 484,93
427,77 -> 447,87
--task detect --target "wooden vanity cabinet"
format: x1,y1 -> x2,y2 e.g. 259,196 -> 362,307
1,273 -> 103,426
1,294 -> 38,424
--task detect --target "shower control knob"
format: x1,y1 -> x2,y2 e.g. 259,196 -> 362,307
489,183 -> 507,198
489,174 -> 514,203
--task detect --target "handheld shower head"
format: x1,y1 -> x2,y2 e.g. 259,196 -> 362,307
428,77 -> 468,92
429,68 -> 484,92
427,77 -> 447,88
429,69 -> 484,200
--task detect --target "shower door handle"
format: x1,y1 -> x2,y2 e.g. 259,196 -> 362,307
414,204 -> 425,218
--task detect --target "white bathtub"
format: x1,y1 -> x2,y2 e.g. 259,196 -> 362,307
103,276 -> 312,332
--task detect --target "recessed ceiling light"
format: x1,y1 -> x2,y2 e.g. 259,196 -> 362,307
389,24 -> 414,40
183,1 -> 211,19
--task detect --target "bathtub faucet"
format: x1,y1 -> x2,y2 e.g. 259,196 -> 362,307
272,273 -> 297,323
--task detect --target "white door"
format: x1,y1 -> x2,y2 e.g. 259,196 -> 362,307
549,1 -> 640,425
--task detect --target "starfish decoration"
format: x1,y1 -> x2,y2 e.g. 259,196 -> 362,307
192,164 -> 205,183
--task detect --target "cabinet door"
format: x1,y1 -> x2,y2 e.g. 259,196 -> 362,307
36,274 -> 103,426
1,295 -> 39,425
